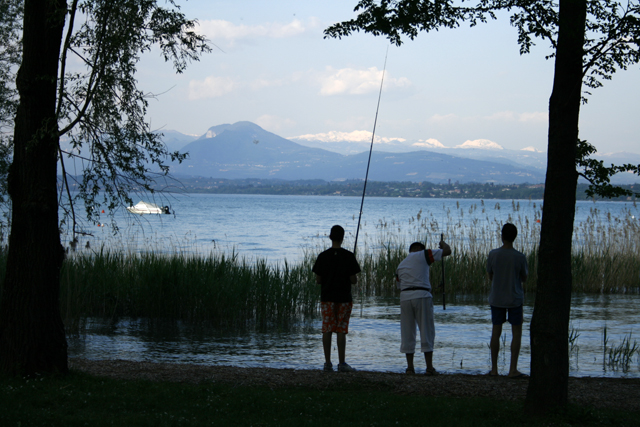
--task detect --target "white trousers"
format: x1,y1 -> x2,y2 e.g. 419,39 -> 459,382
400,297 -> 435,353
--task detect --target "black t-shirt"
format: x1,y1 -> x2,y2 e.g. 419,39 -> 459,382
312,247 -> 361,303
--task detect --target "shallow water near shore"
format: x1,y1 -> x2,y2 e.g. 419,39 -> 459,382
67,293 -> 640,378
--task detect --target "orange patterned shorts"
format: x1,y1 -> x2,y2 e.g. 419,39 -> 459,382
321,301 -> 353,334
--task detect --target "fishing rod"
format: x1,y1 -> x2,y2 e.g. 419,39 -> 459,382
440,232 -> 446,310
353,47 -> 388,317
353,46 -> 389,255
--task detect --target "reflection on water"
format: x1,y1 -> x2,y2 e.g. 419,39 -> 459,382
68,294 -> 640,378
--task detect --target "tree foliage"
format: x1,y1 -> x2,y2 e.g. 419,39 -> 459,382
1,0 -> 210,236
55,0 -> 210,235
577,139 -> 640,198
0,0 -> 22,238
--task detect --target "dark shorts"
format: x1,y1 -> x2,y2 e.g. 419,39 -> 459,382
491,305 -> 523,326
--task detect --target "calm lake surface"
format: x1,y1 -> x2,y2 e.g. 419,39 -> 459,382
67,193 -> 639,264
65,194 -> 640,377
68,294 -> 640,378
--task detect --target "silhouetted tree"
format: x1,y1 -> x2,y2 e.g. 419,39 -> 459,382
0,0 -> 209,376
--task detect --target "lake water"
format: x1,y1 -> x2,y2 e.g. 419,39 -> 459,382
65,194 -> 639,264
67,293 -> 640,378
64,194 -> 640,378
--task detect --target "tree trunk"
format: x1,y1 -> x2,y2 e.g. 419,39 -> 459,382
525,0 -> 587,414
0,0 -> 68,376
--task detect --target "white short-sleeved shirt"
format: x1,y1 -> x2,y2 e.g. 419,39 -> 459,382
486,247 -> 528,308
396,249 -> 443,302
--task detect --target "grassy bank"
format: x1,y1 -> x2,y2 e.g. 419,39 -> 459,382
0,371 -> 637,427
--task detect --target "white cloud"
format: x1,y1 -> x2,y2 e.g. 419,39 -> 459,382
291,130 -> 406,144
522,146 -> 544,153
518,112 -> 547,123
455,139 -> 504,150
256,115 -> 296,133
196,19 -> 311,45
485,111 -> 517,121
249,78 -> 285,90
428,113 -> 458,123
412,138 -> 447,148
188,75 -> 287,99
484,111 -> 547,123
318,67 -> 411,96
188,76 -> 236,100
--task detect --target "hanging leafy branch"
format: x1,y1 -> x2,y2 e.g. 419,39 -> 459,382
52,0 -> 211,235
576,139 -> 640,198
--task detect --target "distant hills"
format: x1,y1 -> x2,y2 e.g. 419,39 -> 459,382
165,122 -> 550,184
288,132 -> 549,171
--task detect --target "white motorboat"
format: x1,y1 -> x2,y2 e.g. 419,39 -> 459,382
126,201 -> 171,215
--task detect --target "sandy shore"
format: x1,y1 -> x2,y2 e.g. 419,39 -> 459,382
69,358 -> 639,412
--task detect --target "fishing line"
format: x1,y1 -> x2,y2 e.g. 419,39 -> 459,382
353,46 -> 389,255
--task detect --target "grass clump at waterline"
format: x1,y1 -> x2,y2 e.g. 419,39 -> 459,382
1,372 -> 636,427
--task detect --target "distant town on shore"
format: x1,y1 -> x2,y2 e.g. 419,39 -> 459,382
168,178 -> 638,201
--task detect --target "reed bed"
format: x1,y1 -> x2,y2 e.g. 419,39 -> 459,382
348,200 -> 637,296
0,199 -> 638,327
60,248 -> 318,329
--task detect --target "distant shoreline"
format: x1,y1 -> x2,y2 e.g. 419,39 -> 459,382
166,178 -> 638,201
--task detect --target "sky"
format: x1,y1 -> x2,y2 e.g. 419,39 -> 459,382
139,0 -> 639,155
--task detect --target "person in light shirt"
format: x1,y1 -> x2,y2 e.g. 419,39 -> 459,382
486,223 -> 529,378
395,238 -> 451,375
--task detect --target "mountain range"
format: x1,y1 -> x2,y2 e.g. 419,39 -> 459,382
162,121 -> 637,185
165,122 -> 545,184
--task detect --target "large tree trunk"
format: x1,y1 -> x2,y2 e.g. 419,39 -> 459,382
525,0 -> 587,414
0,0 -> 68,376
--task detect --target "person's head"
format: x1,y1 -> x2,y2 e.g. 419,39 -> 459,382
409,242 -> 425,253
501,223 -> 518,243
329,225 -> 345,242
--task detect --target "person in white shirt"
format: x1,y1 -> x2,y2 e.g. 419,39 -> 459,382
395,238 -> 451,375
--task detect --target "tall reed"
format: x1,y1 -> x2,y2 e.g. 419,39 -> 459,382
347,200 -> 636,295
1,199 -> 638,328
60,248 -> 318,329
603,329 -> 639,372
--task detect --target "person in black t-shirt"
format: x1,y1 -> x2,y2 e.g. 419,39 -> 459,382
312,225 -> 361,372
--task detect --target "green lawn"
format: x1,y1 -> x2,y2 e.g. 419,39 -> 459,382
1,371 -> 636,426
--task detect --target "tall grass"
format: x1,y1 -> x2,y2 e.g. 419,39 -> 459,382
0,199 -> 638,327
60,248 -> 318,329
603,328 -> 639,372
349,200 -> 637,295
